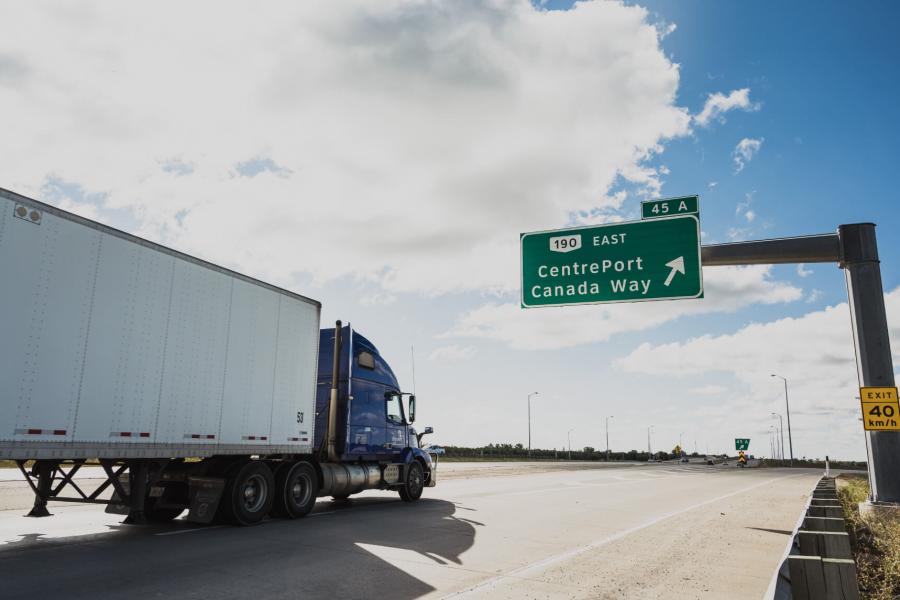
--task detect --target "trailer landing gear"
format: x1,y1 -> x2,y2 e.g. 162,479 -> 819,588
24,461 -> 55,517
17,459 -> 168,524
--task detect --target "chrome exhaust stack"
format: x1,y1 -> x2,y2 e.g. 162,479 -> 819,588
326,320 -> 341,463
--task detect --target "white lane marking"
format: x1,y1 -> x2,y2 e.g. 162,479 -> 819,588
155,525 -> 224,536
442,473 -> 806,598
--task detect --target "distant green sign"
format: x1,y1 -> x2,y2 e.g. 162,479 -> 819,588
642,196 -> 699,220
520,216 -> 703,308
735,438 -> 750,451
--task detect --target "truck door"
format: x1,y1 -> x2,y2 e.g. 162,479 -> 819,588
384,393 -> 406,459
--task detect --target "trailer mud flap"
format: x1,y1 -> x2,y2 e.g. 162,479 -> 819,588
105,473 -> 130,515
187,477 -> 225,524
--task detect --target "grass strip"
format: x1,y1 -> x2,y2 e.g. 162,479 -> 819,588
837,474 -> 900,599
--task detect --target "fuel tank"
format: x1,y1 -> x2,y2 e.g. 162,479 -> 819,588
318,463 -> 382,497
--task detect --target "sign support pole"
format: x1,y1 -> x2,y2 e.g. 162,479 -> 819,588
838,223 -> 899,504
702,225 -> 899,504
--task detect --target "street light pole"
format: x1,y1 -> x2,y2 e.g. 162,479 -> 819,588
527,392 -> 538,457
606,416 -> 613,461
771,412 -> 784,461
769,425 -> 775,456
771,375 -> 794,466
567,429 -> 574,461
769,427 -> 775,459
647,425 -> 653,458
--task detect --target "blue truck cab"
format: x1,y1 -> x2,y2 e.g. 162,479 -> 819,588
314,325 -> 436,500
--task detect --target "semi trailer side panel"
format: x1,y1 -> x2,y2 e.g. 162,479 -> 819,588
0,189 -> 320,460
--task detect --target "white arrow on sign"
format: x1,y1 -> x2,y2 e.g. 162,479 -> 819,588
663,256 -> 685,287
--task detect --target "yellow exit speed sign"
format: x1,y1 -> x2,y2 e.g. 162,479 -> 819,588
860,386 -> 900,431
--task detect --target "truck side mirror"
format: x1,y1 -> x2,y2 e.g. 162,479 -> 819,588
416,426 -> 433,446
408,395 -> 416,423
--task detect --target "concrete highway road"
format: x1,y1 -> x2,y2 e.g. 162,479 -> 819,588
0,462 -> 820,599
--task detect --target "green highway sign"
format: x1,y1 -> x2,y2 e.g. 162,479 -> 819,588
735,438 -> 750,451
520,215 -> 702,308
642,195 -> 699,220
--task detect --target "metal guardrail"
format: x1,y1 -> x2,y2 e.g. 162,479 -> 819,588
769,477 -> 860,600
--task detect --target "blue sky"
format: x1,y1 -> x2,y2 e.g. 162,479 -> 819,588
1,1 -> 897,459
328,1 -> 900,458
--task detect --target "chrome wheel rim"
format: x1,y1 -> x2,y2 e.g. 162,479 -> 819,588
289,473 -> 312,508
410,466 -> 423,494
241,474 -> 267,513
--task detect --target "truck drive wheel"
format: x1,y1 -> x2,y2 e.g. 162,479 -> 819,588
399,461 -> 424,502
272,461 -> 318,519
224,461 -> 274,526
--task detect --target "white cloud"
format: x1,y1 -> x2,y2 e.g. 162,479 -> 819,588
727,226 -> 752,241
0,0 -> 691,297
733,137 -> 763,173
708,181 -> 718,189
806,289 -> 823,304
694,88 -> 759,127
614,288 -> 900,458
443,265 -> 803,350
427,345 -> 477,362
689,384 -> 728,396
733,190 -> 757,230
797,264 -> 813,278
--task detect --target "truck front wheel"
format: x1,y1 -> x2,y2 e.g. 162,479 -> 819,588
399,461 -> 425,502
224,461 -> 274,526
273,461 -> 318,519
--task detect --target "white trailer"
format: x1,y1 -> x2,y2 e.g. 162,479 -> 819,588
0,188 -> 327,524
0,190 -> 321,460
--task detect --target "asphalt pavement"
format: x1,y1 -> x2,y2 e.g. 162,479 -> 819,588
0,461 -> 820,599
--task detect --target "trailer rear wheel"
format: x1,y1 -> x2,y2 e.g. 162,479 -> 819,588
273,461 -> 318,519
224,461 -> 274,526
399,461 -> 424,502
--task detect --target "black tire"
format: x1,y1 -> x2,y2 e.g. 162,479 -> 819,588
144,496 -> 184,523
223,461 -> 274,526
272,461 -> 318,519
399,461 -> 425,502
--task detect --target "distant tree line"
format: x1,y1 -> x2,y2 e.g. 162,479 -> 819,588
759,457 -> 866,470
439,442 -> 689,462
437,444 -> 868,469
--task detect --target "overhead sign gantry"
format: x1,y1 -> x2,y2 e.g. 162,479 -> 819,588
520,195 -> 898,507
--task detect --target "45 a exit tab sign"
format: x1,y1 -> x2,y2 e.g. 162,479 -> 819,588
642,195 -> 699,220
520,215 -> 703,308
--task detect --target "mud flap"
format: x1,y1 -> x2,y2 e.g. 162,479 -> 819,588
186,477 -> 225,524
105,473 -> 130,515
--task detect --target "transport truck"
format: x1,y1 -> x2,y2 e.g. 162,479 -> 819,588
0,187 -> 436,525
